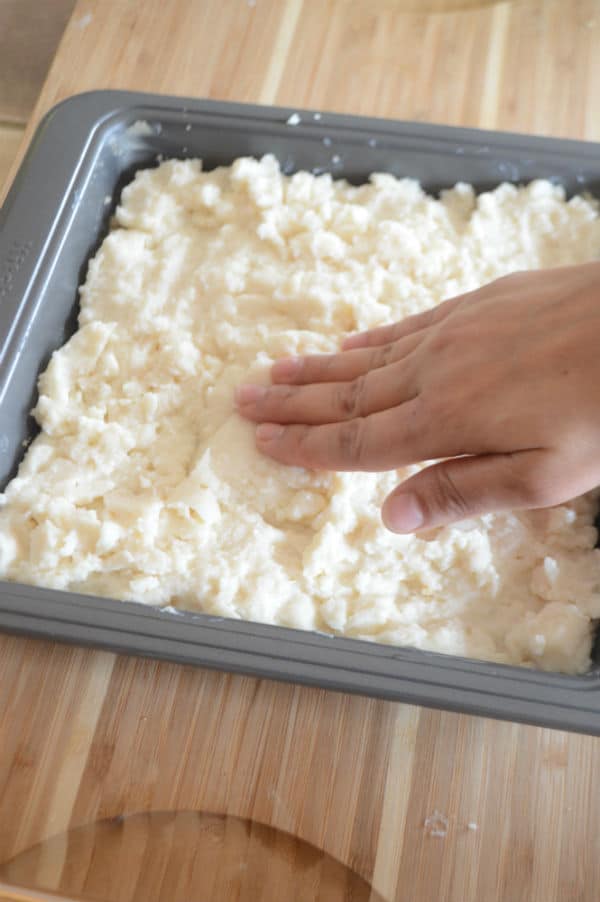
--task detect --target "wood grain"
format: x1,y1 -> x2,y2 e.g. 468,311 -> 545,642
1,1 -> 600,900
0,636 -> 599,901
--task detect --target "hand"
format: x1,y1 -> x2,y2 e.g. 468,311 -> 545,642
235,263 -> 600,532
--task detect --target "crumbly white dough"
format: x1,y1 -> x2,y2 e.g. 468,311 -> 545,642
1,155 -> 600,673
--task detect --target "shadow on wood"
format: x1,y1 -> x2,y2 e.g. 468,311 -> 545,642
0,0 -> 77,123
0,811 -> 386,902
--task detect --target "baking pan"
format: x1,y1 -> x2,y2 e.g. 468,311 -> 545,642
1,89 -> 600,735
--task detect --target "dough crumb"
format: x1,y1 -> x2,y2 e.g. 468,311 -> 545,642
286,113 -> 301,127
127,120 -> 154,137
424,811 -> 449,838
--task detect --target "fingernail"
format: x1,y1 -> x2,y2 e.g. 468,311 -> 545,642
256,423 -> 285,442
235,384 -> 266,405
272,357 -> 301,380
383,493 -> 424,533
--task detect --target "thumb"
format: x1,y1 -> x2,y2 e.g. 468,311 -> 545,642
381,449 -> 565,533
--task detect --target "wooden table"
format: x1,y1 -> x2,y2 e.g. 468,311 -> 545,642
1,1 -> 600,899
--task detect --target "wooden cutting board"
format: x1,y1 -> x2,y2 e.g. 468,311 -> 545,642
1,1 -> 600,900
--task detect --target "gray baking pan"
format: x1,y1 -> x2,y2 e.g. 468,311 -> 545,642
1,90 -> 600,734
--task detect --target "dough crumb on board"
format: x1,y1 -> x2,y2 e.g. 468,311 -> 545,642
424,811 -> 449,838
1,155 -> 600,673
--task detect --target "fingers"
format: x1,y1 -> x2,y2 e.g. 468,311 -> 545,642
342,294 -> 462,350
381,448 -> 565,533
236,358 -> 417,425
271,331 -> 422,386
253,397 -> 443,471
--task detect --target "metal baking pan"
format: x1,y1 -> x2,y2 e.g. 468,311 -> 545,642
1,89 -> 600,735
